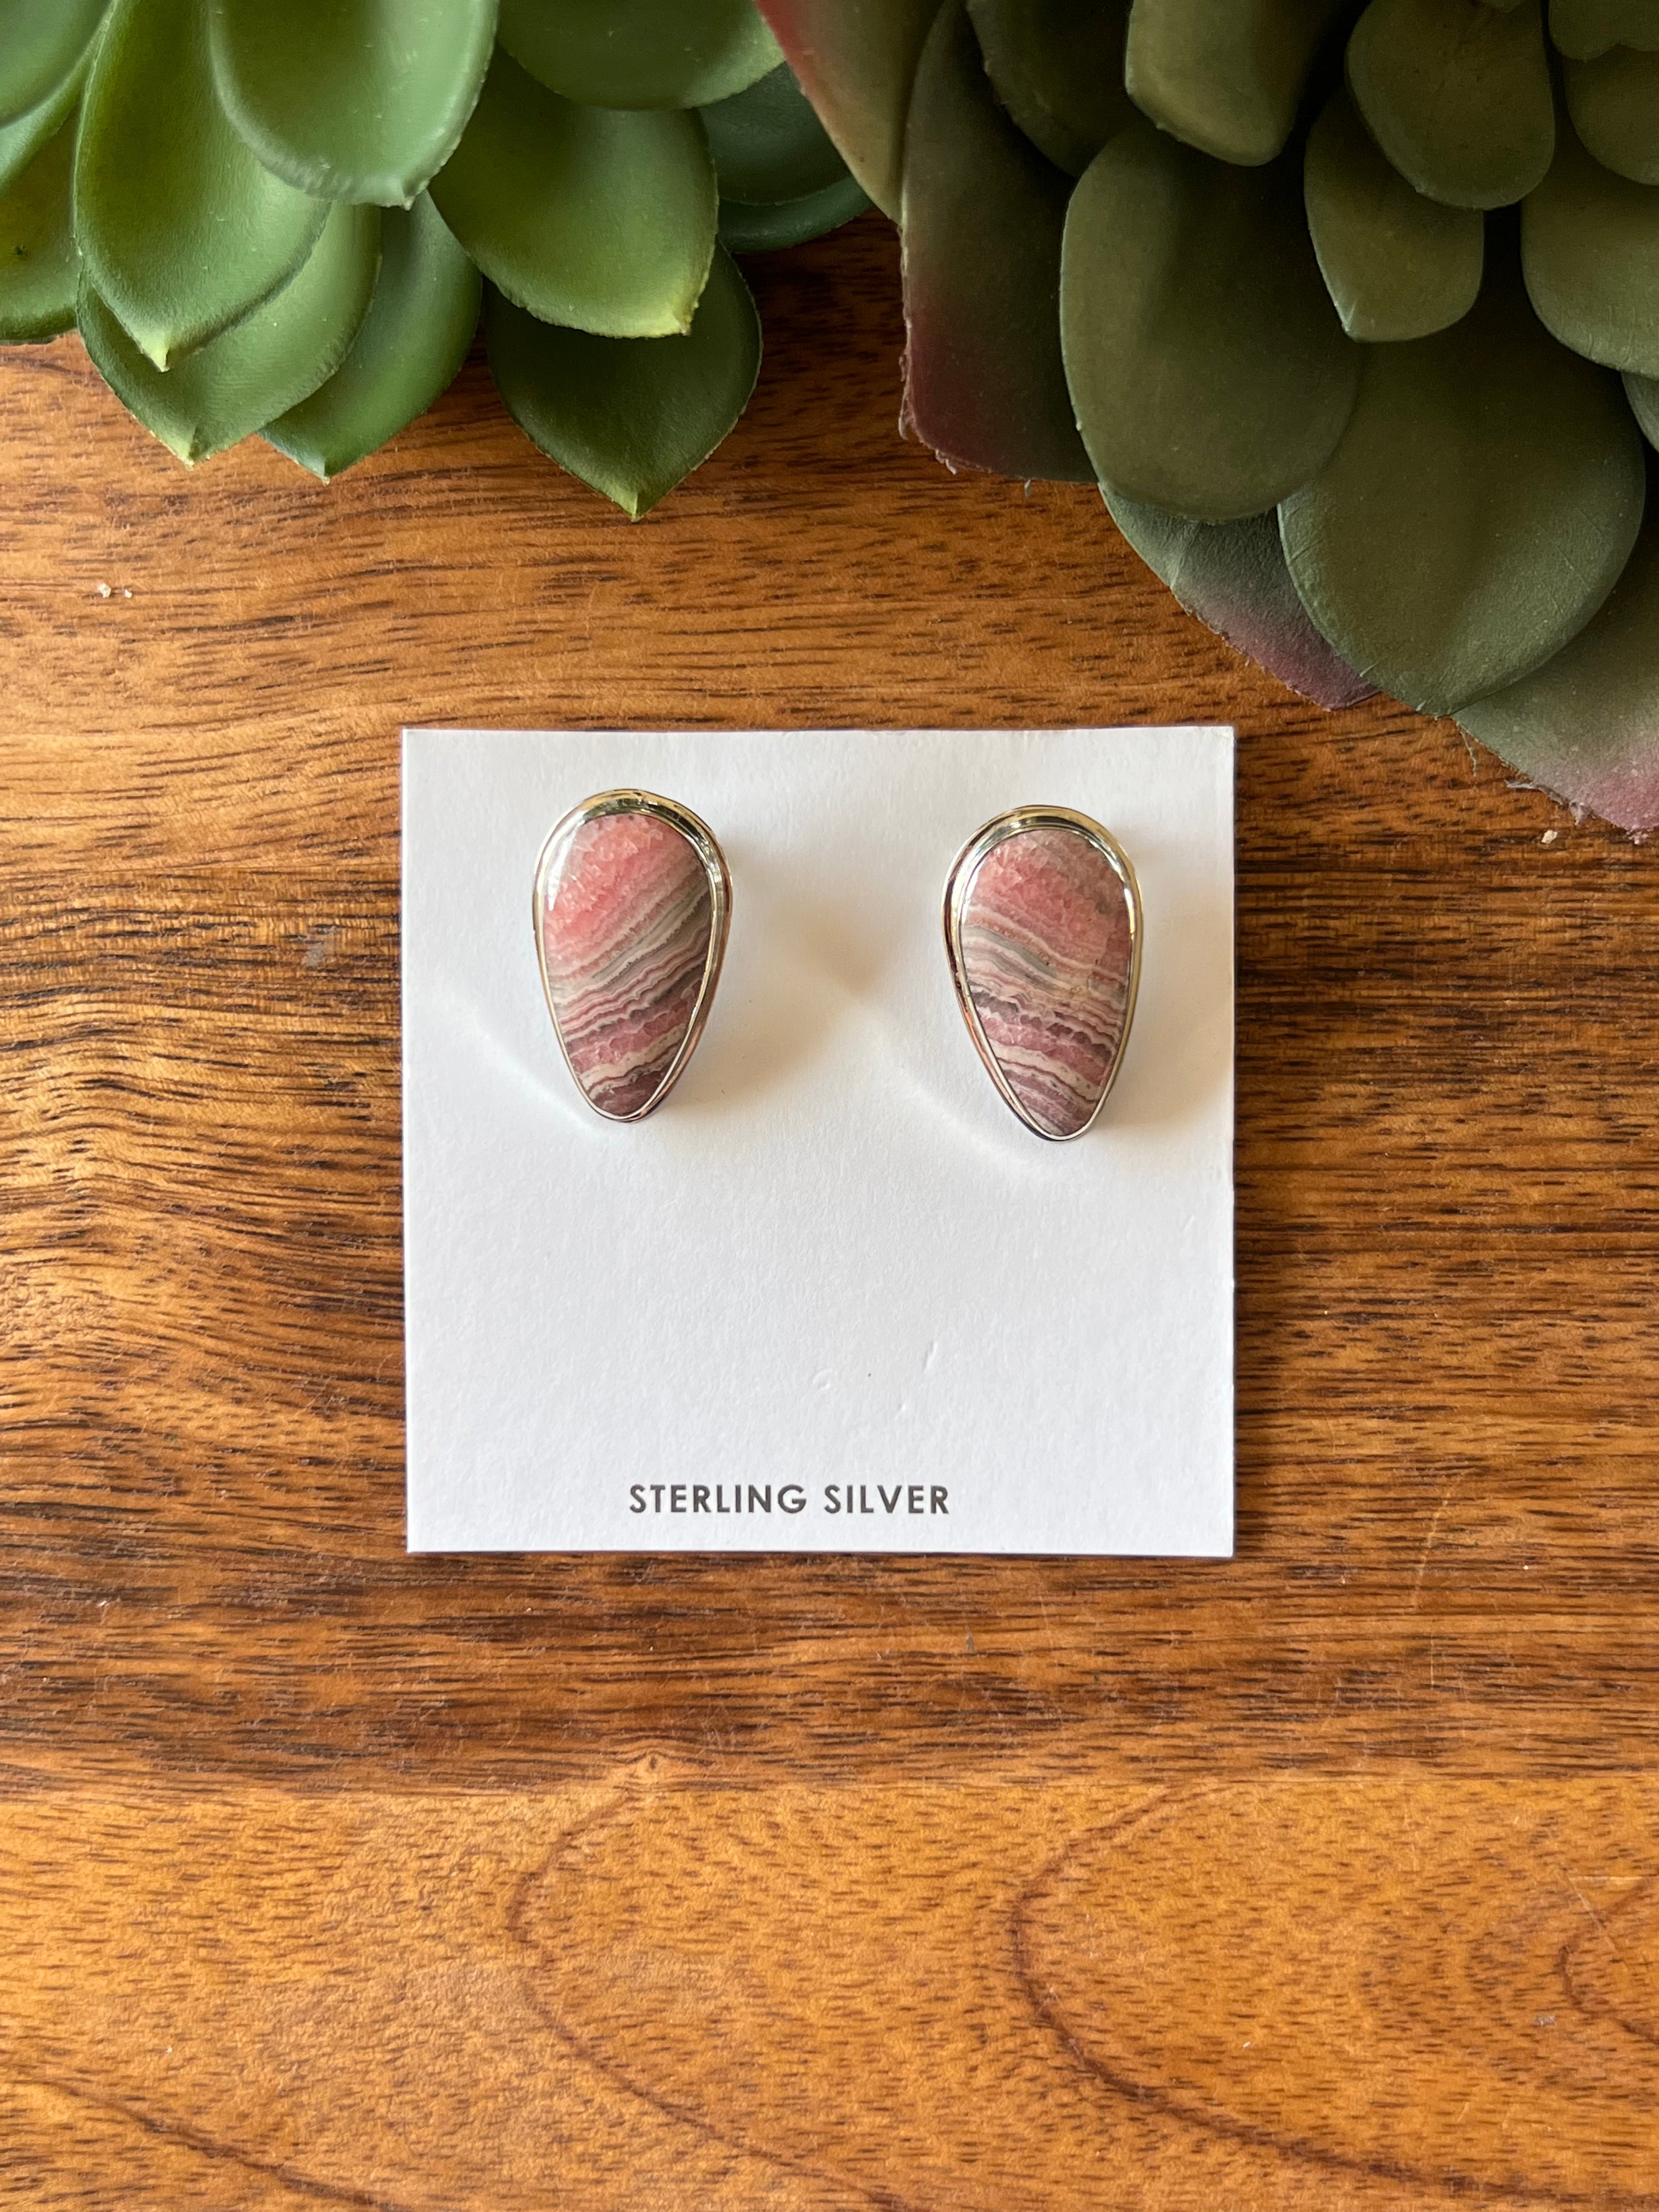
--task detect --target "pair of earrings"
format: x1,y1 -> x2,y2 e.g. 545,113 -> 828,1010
532,789 -> 1142,1142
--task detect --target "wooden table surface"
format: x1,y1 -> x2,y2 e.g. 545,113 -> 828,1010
1,215 -> 1655,2209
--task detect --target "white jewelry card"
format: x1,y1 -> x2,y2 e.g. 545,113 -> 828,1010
402,728 -> 1234,1556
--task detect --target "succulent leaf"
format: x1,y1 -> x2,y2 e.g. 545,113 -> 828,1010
207,0 -> 499,208
0,36 -> 93,198
1625,364 -> 1659,442
1456,461 -> 1659,833
430,44 -> 716,338
486,243 -> 760,517
1564,46 -> 1659,186
755,0 -> 941,218
0,111 -> 77,343
900,0 -> 1092,481
264,197 -> 481,479
1061,119 -> 1359,521
498,0 -> 781,110
4,0 -> 1655,830
1523,120 -> 1659,375
1125,0 -> 1348,168
0,0 -> 106,128
1347,0 -> 1555,210
1106,487 -> 1376,709
80,201 -> 381,465
75,0 -> 328,370
1280,258 -> 1646,713
966,0 -> 1133,178
702,61 -> 847,204
1305,83 -> 1485,342
1549,0 -> 1659,59
719,174 -> 871,251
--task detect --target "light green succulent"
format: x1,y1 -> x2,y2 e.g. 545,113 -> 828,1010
9,0 -> 1656,832
0,0 -> 866,513
763,0 -> 1659,833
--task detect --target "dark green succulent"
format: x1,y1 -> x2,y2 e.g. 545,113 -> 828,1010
0,0 -> 866,514
763,0 -> 1659,833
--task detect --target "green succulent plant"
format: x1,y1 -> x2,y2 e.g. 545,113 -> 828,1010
762,0 -> 1659,833
0,0 -> 866,514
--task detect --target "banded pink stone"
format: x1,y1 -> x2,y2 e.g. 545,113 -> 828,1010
538,805 -> 718,1120
954,821 -> 1137,1139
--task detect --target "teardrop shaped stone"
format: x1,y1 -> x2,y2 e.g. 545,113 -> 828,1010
539,808 -> 715,1119
958,822 -> 1136,1137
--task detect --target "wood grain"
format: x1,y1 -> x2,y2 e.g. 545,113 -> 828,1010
4,1777 -> 1658,2208
0,214 -> 1656,2203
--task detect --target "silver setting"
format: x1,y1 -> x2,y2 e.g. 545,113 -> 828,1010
532,788 -> 731,1124
943,804 -> 1142,1143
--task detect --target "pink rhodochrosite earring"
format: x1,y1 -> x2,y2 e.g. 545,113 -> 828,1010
944,806 -> 1142,1141
533,790 -> 731,1122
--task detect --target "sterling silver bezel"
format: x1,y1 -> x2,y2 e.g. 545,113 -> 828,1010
532,788 -> 732,1124
943,804 -> 1143,1143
